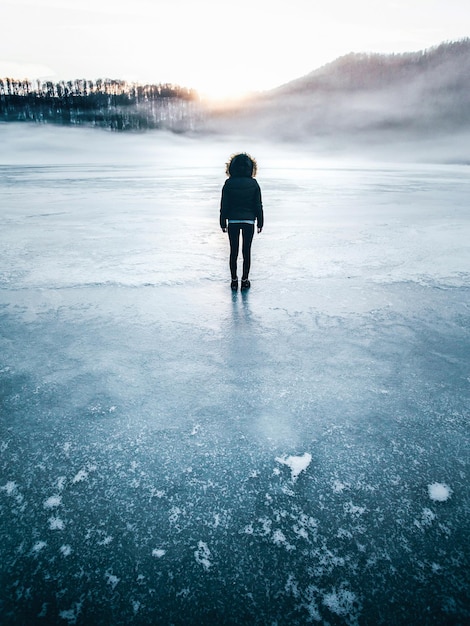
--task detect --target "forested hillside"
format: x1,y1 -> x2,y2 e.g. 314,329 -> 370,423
2,39 -> 469,142
0,78 -> 202,131
209,39 -> 470,143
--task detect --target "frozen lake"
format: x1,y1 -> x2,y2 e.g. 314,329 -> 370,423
1,124 -> 469,624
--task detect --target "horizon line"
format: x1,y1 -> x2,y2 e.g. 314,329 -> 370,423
1,36 -> 468,100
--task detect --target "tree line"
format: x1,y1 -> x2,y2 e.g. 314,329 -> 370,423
0,78 -> 204,131
278,39 -> 470,95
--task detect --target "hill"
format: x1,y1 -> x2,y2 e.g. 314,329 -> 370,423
208,39 -> 470,149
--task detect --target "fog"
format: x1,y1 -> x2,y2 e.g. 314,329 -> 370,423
1,123 -> 469,625
208,91 -> 470,165
206,43 -> 470,166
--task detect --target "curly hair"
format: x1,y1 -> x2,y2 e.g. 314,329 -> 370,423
225,152 -> 258,178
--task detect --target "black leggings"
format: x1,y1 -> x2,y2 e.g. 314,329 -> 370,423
228,223 -> 255,280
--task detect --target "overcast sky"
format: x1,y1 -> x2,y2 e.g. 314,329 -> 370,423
1,0 -> 469,99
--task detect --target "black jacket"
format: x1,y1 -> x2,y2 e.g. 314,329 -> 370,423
220,177 -> 264,230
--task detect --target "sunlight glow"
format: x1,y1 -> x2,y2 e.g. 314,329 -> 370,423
1,0 -> 469,98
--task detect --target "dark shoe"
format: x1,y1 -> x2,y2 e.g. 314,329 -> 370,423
241,279 -> 251,291
231,279 -> 238,291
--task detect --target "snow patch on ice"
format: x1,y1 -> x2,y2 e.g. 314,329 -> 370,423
48,516 -> 65,530
98,535 -> 113,546
258,517 -> 272,536
292,513 -> 318,542
59,600 -> 83,625
428,482 -> 452,502
300,584 -> 322,622
152,548 -> 166,558
194,541 -> 212,570
337,528 -> 353,540
293,525 -> 309,540
44,495 -> 62,509
276,452 -> 312,482
323,586 -> 360,621
2,480 -> 25,508
31,541 -> 47,554
344,501 -> 366,517
285,573 -> 300,598
105,571 -> 120,589
214,513 -> 222,527
2,481 -> 18,495
414,507 -> 437,531
72,468 -> 88,484
169,506 -> 183,525
332,480 -> 349,493
272,529 -> 296,551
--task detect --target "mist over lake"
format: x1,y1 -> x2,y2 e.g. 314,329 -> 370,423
1,123 -> 469,625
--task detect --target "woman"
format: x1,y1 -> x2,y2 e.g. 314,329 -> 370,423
220,153 -> 264,291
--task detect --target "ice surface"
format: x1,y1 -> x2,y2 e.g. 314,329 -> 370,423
1,124 -> 469,624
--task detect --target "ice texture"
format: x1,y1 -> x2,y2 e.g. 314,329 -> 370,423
0,124 -> 469,625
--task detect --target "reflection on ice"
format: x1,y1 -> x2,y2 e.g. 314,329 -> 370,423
0,125 -> 469,625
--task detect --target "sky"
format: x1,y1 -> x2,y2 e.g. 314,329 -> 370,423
0,0 -> 469,100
